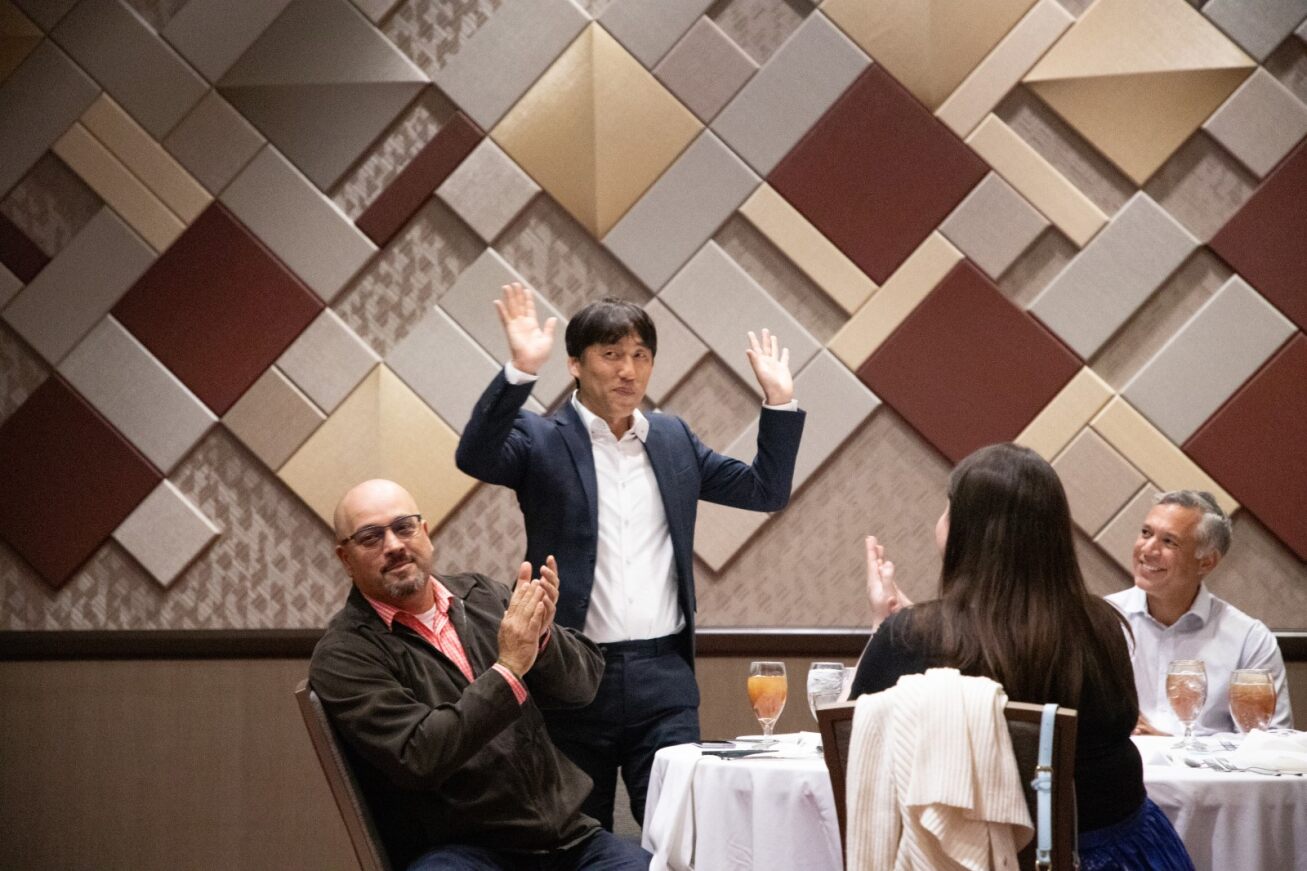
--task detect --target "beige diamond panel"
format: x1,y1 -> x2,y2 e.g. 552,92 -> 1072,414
0,0 -> 1304,631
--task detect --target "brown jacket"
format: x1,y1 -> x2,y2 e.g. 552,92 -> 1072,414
309,572 -> 604,867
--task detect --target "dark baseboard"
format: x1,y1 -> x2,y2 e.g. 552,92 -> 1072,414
2,628 -> 1304,661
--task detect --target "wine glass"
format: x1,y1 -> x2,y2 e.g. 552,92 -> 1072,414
748,661 -> 787,744
806,662 -> 845,720
1166,659 -> 1207,749
1229,668 -> 1275,733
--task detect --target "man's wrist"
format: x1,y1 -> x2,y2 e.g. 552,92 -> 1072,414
504,361 -> 541,384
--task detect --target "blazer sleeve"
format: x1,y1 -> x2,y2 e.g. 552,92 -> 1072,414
309,631 -> 525,792
523,625 -> 604,710
455,369 -> 537,488
695,406 -> 806,512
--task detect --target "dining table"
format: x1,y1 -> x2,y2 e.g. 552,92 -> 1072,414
642,734 -> 1307,871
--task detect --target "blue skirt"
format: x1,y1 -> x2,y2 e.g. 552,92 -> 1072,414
1079,798 -> 1194,871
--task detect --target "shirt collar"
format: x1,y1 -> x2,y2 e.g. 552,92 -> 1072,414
570,390 -> 649,443
1125,583 -> 1213,628
362,576 -> 449,630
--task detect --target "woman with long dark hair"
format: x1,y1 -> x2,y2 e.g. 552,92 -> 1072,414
849,442 -> 1192,869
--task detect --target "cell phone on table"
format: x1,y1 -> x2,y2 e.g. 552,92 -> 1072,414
694,741 -> 737,750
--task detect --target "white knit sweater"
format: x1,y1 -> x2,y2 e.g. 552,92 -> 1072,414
846,668 -> 1033,871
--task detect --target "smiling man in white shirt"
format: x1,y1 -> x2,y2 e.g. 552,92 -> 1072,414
1105,490 -> 1292,736
456,283 -> 805,830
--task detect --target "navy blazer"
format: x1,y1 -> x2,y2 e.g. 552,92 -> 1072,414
455,371 -> 806,662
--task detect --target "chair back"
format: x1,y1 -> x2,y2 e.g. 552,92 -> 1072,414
818,698 -> 1079,870
294,679 -> 393,871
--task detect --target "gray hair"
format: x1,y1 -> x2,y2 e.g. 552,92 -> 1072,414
1154,490 -> 1232,558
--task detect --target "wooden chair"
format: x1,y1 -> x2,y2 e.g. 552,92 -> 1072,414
818,699 -> 1079,870
294,679 -> 393,871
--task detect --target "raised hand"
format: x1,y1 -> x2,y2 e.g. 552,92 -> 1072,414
497,562 -> 549,676
745,329 -> 793,405
494,282 -> 556,375
865,535 -> 911,631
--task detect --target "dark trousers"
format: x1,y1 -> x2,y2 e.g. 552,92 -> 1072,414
408,829 -> 650,870
545,637 -> 700,831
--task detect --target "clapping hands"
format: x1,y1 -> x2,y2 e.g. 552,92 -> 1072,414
865,535 -> 911,631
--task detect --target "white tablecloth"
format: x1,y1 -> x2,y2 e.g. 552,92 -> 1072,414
1133,736 -> 1307,871
643,737 -> 1307,871
642,744 -> 841,871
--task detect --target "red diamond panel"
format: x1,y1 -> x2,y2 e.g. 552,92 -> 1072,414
769,65 -> 988,284
0,376 -> 160,589
1185,334 -> 1307,560
1210,140 -> 1307,332
112,203 -> 323,415
858,259 -> 1081,464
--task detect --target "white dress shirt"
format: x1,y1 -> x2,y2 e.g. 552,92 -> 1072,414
502,362 -> 797,643
1106,585 -> 1293,735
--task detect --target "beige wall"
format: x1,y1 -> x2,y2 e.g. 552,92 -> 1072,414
4,656 -> 1304,871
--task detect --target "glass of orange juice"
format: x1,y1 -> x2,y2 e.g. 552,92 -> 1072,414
748,661 -> 787,743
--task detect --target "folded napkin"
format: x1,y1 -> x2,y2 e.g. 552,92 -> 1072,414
1232,729 -> 1307,774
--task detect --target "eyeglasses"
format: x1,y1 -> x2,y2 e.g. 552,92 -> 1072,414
340,514 -> 423,549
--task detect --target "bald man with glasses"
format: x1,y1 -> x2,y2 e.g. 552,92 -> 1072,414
310,479 -> 650,870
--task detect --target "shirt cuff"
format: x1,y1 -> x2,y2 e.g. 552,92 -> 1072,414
491,663 -> 528,704
763,398 -> 799,412
503,362 -> 540,385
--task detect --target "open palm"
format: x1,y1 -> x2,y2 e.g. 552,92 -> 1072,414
495,282 -> 556,374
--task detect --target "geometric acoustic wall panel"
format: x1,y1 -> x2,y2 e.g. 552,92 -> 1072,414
435,138 -> 541,245
220,365 -> 324,472
712,13 -> 869,177
278,364 -> 477,530
0,375 -> 160,589
2,208 -> 154,366
597,0 -> 713,70
111,204 -> 323,416
1201,0 -> 1307,63
111,479 -> 221,589
57,316 -> 216,475
1023,0 -> 1255,185
0,41 -> 98,197
161,0 -> 294,83
653,15 -> 758,126
492,23 -> 701,239
1122,276 -> 1295,444
219,147 -> 377,304
821,0 -> 1037,110
770,64 -> 988,284
217,0 -> 428,190
1203,69 -> 1307,179
1209,140 -> 1307,332
51,0 -> 208,140
1029,193 -> 1198,360
0,3 -> 42,84
602,130 -> 759,292
858,259 -> 1081,463
1185,335 -> 1307,561
1052,427 -> 1146,537
404,0 -> 589,132
939,172 -> 1050,280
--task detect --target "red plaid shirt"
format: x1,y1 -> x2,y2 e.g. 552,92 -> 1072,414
363,577 -> 527,704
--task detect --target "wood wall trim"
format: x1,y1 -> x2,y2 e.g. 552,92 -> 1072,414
3,628 -> 1305,661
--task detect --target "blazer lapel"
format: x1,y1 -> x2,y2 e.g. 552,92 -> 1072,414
556,402 -> 599,532
644,418 -> 688,541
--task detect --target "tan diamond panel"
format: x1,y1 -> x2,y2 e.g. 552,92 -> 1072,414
1,0 -> 1304,629
491,23 -> 701,238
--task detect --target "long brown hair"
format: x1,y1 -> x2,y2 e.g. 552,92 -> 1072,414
928,443 -> 1134,709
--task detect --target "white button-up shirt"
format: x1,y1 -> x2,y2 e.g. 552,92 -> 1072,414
1105,585 -> 1293,735
568,394 -> 682,643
